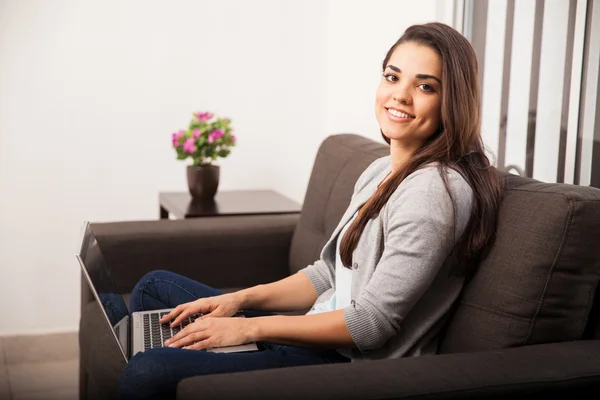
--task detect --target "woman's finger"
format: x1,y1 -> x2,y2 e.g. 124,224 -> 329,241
199,305 -> 228,319
159,311 -> 174,324
183,339 -> 210,351
169,309 -> 192,327
199,310 -> 218,319
165,320 -> 204,347
168,330 -> 206,348
160,304 -> 184,324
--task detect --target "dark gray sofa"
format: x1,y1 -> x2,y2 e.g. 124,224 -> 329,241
79,133 -> 600,399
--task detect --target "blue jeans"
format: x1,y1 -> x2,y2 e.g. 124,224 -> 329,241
117,270 -> 349,400
98,292 -> 129,327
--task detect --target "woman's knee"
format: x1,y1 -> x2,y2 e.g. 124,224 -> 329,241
132,270 -> 172,294
136,270 -> 172,285
130,270 -> 172,312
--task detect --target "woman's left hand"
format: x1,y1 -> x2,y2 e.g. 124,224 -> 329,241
164,317 -> 255,350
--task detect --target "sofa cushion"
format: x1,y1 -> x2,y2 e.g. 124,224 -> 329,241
289,134 -> 388,273
440,174 -> 600,353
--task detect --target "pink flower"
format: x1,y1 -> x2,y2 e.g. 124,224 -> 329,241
171,130 -> 185,147
230,135 -> 236,143
183,138 -> 197,154
208,129 -> 224,144
192,129 -> 202,139
194,111 -> 213,121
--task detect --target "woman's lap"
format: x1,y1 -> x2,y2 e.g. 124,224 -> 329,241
118,343 -> 346,400
119,270 -> 348,400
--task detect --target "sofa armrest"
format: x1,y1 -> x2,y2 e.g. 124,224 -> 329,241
89,214 -> 299,294
177,340 -> 600,399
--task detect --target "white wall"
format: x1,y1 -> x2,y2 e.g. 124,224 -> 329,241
323,0 -> 438,141
0,0 -> 439,335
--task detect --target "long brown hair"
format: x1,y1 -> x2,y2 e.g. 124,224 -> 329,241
340,22 -> 503,277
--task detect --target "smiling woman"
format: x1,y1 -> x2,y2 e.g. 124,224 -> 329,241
116,22 -> 503,400
376,42 -> 443,162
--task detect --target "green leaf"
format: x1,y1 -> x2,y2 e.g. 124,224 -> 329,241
173,112 -> 235,162
189,121 -> 207,130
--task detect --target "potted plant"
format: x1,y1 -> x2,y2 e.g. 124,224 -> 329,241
171,111 -> 236,200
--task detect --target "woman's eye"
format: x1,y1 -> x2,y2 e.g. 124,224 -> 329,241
418,83 -> 434,92
384,74 -> 397,82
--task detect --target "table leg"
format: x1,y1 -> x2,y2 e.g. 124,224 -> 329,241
160,205 -> 169,219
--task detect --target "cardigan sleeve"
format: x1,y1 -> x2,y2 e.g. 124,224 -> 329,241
343,167 -> 473,351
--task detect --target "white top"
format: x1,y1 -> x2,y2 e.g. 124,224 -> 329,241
306,213 -> 357,315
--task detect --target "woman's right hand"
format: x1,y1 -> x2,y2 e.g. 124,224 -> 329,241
159,292 -> 243,327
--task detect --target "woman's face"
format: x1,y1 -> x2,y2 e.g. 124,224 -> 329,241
375,42 -> 443,148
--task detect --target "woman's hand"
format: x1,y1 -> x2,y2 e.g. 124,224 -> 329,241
164,316 -> 255,350
159,292 -> 243,327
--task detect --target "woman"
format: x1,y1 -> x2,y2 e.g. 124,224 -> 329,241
118,22 -> 502,399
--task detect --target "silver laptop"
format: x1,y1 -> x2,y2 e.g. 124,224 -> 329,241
76,221 -> 258,363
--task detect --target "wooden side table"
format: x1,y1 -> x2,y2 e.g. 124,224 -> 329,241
159,190 -> 302,219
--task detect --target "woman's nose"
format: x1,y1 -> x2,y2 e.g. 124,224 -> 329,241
392,85 -> 412,105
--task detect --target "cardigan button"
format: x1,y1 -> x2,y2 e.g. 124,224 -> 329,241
352,262 -> 358,270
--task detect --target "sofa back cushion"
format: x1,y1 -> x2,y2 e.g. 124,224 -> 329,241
440,174 -> 600,353
289,134 -> 388,273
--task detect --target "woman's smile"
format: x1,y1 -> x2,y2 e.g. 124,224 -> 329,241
385,107 -> 416,123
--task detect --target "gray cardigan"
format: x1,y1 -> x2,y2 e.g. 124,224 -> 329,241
300,156 -> 474,361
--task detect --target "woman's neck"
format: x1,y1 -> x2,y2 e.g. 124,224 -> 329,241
389,140 -> 418,173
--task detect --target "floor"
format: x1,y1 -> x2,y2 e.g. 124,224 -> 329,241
0,332 -> 79,400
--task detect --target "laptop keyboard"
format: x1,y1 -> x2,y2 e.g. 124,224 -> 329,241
142,311 -> 199,350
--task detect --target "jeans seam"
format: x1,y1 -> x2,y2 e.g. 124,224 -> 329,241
140,277 -> 201,311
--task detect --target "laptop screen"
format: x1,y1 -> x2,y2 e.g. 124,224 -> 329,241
78,222 -> 130,359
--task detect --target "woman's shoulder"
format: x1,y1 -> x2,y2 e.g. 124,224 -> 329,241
382,164 -> 474,226
365,155 -> 391,176
355,155 -> 391,190
396,163 -> 474,204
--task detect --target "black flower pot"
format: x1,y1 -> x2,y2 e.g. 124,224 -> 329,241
186,165 -> 220,200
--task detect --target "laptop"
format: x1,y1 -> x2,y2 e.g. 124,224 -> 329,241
76,221 -> 258,363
